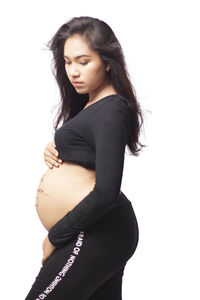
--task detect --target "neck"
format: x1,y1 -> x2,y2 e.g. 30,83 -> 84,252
88,79 -> 117,104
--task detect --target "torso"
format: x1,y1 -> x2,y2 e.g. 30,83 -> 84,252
35,91 -> 119,231
35,162 -> 96,231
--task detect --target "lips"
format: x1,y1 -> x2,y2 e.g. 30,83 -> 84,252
72,81 -> 84,87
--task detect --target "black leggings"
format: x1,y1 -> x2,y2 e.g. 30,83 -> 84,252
25,192 -> 139,300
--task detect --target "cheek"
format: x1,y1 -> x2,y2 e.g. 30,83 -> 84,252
86,63 -> 105,83
64,65 -> 69,77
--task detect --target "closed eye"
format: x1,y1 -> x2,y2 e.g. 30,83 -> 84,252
65,61 -> 88,65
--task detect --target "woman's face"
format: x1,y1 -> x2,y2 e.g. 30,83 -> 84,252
63,34 -> 109,95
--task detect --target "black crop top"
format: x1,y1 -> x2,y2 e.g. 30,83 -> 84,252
48,94 -> 131,248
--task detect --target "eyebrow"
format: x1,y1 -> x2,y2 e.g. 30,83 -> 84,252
63,54 -> 91,59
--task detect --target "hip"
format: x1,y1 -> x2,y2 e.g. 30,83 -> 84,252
85,191 -> 139,259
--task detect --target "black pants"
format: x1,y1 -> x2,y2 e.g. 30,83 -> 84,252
25,192 -> 139,300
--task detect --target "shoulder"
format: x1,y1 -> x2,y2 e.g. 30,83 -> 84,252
93,95 -> 130,121
83,95 -> 130,143
83,94 -> 131,127
86,95 -> 131,130
98,95 -> 129,110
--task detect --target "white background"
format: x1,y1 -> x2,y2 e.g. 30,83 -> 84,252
0,0 -> 199,299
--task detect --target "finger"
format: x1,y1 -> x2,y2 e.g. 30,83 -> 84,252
49,140 -> 55,147
44,157 -> 53,168
47,144 -> 59,156
44,150 -> 62,164
44,148 -> 58,158
42,253 -> 51,265
42,253 -> 48,265
52,149 -> 59,157
52,141 -> 56,148
44,158 -> 62,168
46,157 -> 62,167
47,163 -> 53,169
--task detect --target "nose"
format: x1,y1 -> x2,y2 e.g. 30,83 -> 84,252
68,63 -> 80,77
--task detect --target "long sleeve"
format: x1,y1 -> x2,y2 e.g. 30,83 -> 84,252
48,99 -> 130,248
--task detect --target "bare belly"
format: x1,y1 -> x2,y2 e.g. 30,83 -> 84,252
35,162 -> 96,231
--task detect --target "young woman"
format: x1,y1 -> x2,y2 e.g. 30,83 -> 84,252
25,16 -> 144,300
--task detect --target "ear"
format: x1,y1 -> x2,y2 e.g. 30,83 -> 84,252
106,65 -> 110,72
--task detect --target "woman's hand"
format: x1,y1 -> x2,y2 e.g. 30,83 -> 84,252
44,140 -> 62,169
42,234 -> 56,265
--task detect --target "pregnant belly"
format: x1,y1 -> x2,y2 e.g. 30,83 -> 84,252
35,162 -> 96,231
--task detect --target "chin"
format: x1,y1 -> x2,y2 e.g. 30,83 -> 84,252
77,89 -> 89,95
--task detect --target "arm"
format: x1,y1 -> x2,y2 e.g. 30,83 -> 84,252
48,99 -> 130,248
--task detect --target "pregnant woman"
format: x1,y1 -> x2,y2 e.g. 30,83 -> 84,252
25,16 -> 145,300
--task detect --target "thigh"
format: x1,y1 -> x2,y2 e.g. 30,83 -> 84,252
25,201 -> 139,300
25,231 -> 126,300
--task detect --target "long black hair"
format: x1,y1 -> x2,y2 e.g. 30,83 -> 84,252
46,16 -> 145,156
